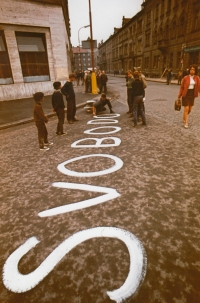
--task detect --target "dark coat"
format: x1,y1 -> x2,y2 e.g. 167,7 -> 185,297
33,102 -> 48,123
61,81 -> 75,101
132,79 -> 145,97
52,90 -> 65,112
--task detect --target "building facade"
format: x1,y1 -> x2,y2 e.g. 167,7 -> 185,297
0,0 -> 72,101
98,0 -> 200,77
72,46 -> 98,72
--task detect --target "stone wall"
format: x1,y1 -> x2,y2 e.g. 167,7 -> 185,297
0,0 -> 71,101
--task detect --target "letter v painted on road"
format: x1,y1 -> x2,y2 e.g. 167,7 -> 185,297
38,182 -> 120,217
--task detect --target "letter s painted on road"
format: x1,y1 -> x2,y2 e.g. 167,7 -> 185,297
3,227 -> 147,303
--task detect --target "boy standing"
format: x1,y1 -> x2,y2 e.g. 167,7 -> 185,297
61,73 -> 79,124
52,81 -> 66,135
33,92 -> 52,150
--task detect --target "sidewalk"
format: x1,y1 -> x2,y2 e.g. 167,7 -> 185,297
0,85 -> 98,130
109,73 -> 179,85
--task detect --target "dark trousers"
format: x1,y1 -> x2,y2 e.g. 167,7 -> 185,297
133,96 -> 146,126
35,122 -> 48,148
56,108 -> 65,134
85,81 -> 91,93
99,83 -> 107,93
127,88 -> 133,112
67,99 -> 76,121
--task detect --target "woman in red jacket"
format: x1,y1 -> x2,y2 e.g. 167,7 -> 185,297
178,64 -> 200,128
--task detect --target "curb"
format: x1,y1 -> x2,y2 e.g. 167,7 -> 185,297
0,102 -> 87,131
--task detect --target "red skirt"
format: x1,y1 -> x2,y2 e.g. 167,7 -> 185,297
182,89 -> 194,107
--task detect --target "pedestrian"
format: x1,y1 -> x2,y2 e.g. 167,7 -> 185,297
33,92 -> 53,150
131,71 -> 146,127
166,68 -> 172,85
61,73 -> 79,124
126,71 -> 134,114
52,81 -> 66,136
85,71 -> 91,93
182,68 -> 189,79
99,70 -> 108,94
178,70 -> 182,85
177,64 -> 200,129
92,93 -> 114,115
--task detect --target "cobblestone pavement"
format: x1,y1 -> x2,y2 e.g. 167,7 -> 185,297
1,79 -> 200,303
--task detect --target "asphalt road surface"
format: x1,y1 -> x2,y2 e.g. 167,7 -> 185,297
1,78 -> 200,303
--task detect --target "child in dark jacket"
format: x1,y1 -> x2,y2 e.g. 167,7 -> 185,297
52,81 -> 66,135
33,92 -> 52,150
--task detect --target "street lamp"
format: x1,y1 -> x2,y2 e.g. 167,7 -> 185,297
78,25 -> 90,71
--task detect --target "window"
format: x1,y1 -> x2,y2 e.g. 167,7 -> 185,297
176,52 -> 181,68
146,11 -> 151,23
169,53 -> 173,68
145,33 -> 150,47
167,0 -> 171,12
0,31 -> 13,84
161,0 -> 165,15
153,55 -> 160,68
155,4 -> 159,19
171,21 -> 176,39
178,17 -> 185,36
15,32 -> 50,82
193,9 -> 200,30
144,57 -> 149,69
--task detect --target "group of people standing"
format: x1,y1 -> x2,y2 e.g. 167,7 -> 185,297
74,69 -> 108,94
33,73 -> 78,150
125,69 -> 147,127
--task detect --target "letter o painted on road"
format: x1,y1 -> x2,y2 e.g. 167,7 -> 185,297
84,126 -> 121,135
57,154 -> 124,177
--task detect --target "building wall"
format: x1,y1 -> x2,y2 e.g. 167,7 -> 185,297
98,0 -> 200,77
0,0 -> 71,101
72,47 -> 98,71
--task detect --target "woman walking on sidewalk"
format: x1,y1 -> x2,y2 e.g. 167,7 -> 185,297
177,64 -> 200,128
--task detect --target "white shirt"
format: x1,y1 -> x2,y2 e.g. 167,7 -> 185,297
189,75 -> 195,89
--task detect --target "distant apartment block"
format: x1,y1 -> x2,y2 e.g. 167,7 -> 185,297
72,46 -> 98,71
98,0 -> 200,77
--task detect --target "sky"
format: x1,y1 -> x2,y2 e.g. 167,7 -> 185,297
68,0 -> 144,47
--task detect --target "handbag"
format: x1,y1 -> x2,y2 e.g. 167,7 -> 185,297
174,99 -> 181,111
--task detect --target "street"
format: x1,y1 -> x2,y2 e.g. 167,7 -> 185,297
1,77 -> 200,303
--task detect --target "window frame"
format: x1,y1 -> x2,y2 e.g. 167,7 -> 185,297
15,31 -> 50,83
0,30 -> 13,85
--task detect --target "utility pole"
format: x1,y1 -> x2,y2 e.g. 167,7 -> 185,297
88,0 -> 98,94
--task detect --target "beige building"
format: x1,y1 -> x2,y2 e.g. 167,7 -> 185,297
0,0 -> 72,101
98,0 -> 200,77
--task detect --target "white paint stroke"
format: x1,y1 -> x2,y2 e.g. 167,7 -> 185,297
57,154 -> 123,177
71,137 -> 121,148
84,126 -> 121,135
38,182 -> 120,217
93,114 -> 120,118
3,227 -> 147,303
87,119 -> 118,124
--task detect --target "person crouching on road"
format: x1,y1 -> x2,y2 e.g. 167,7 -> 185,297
52,81 -> 66,136
177,64 -> 200,129
33,92 -> 52,151
131,71 -> 146,127
61,73 -> 79,124
92,93 -> 114,116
